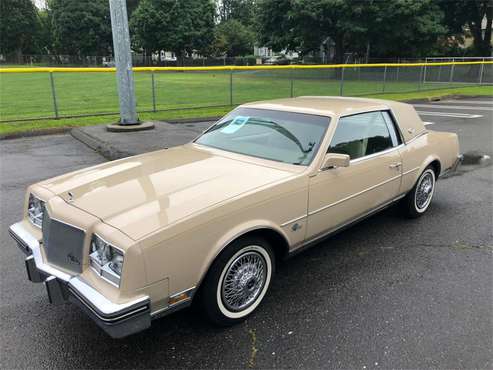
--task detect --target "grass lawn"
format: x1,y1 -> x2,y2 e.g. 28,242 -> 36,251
0,68 -> 492,136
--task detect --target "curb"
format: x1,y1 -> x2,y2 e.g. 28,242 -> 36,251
0,117 -> 221,141
0,127 -> 71,140
165,116 -> 222,124
70,127 -> 134,161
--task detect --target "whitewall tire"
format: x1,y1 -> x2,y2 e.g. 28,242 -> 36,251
403,166 -> 436,218
198,236 -> 274,326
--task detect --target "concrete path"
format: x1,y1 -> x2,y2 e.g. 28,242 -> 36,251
71,120 -> 214,160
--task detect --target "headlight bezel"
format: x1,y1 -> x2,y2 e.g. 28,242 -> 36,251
27,193 -> 45,229
89,234 -> 125,287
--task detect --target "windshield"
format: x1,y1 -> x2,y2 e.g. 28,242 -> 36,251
195,108 -> 330,165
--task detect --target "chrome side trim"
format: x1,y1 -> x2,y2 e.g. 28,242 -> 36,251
150,299 -> 192,319
150,306 -> 170,317
281,215 -> 307,227
403,166 -> 420,176
350,144 -> 404,164
308,174 -> 402,216
291,193 -> 407,254
405,130 -> 428,144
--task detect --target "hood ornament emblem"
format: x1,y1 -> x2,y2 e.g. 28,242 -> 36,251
67,192 -> 74,202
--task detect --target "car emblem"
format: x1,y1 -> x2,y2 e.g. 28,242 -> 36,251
67,192 -> 74,202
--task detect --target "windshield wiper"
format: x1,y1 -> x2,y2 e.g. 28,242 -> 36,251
250,119 -> 315,154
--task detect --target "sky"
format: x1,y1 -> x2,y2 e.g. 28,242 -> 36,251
34,0 -> 46,9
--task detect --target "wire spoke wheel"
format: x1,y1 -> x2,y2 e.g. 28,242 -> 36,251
415,170 -> 435,211
221,251 -> 267,312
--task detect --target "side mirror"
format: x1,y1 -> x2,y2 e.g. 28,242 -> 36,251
320,153 -> 350,171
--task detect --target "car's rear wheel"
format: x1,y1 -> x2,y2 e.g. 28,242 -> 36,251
403,166 -> 436,218
199,236 -> 274,326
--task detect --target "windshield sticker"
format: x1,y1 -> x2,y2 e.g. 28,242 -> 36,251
220,116 -> 249,134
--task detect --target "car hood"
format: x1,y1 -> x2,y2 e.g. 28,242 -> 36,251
38,145 -> 294,240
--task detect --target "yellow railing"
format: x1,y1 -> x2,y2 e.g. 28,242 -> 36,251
1,60 -> 490,123
1,61 -> 492,73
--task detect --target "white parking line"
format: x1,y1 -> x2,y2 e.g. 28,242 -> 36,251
439,100 -> 493,105
413,104 -> 493,111
416,111 -> 483,118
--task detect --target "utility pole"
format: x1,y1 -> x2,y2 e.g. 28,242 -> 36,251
107,0 -> 153,131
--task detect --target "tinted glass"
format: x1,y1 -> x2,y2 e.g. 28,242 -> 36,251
328,111 -> 393,160
195,108 -> 330,165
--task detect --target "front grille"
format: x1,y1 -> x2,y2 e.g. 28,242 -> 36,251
42,211 -> 85,273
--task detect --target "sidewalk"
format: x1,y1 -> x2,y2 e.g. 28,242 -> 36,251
71,120 -> 215,160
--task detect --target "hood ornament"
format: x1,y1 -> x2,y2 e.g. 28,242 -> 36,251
67,192 -> 74,202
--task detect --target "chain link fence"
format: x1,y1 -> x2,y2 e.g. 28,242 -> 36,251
0,61 -> 491,123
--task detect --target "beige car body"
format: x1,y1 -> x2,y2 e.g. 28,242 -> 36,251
10,96 -> 460,337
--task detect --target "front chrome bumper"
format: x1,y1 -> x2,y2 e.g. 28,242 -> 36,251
9,222 -> 151,338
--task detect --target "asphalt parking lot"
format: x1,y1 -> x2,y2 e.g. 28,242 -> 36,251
0,97 -> 491,369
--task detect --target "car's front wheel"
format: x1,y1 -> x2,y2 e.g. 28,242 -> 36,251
403,166 -> 436,218
199,236 -> 274,326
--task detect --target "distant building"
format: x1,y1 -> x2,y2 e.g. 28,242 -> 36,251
463,15 -> 493,50
254,46 -> 273,58
253,46 -> 299,60
153,51 -> 177,62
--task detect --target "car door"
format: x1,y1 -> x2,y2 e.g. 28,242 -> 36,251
306,110 -> 403,240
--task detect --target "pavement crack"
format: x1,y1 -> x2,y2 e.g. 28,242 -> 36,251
247,328 -> 258,368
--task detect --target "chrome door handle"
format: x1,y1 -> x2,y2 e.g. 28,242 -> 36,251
389,162 -> 402,169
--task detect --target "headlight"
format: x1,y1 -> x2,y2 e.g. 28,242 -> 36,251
90,234 -> 124,287
27,193 -> 45,228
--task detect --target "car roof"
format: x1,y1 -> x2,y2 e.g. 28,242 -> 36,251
241,96 -> 405,117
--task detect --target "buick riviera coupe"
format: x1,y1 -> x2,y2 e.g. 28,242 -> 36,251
10,97 -> 462,338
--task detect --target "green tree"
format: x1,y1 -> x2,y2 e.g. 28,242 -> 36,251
258,0 -> 447,62
439,0 -> 492,56
50,0 -> 112,56
212,19 -> 255,56
257,0 -> 296,53
35,8 -> 54,55
0,0 -> 39,58
217,0 -> 256,26
130,0 -> 215,61
366,0 -> 447,58
127,0 -> 141,16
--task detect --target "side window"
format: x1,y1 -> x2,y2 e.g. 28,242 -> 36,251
328,111 -> 394,160
381,111 -> 402,146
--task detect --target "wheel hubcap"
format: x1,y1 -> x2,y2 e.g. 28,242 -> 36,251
416,172 -> 434,210
221,251 -> 267,312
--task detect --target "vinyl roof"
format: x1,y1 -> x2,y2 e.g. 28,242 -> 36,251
242,96 -> 405,117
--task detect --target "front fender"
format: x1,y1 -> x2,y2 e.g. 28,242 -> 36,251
198,219 -> 289,286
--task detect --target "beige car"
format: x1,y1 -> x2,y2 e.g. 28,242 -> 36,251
9,97 -> 462,338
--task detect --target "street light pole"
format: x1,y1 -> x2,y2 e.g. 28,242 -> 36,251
109,0 -> 138,125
